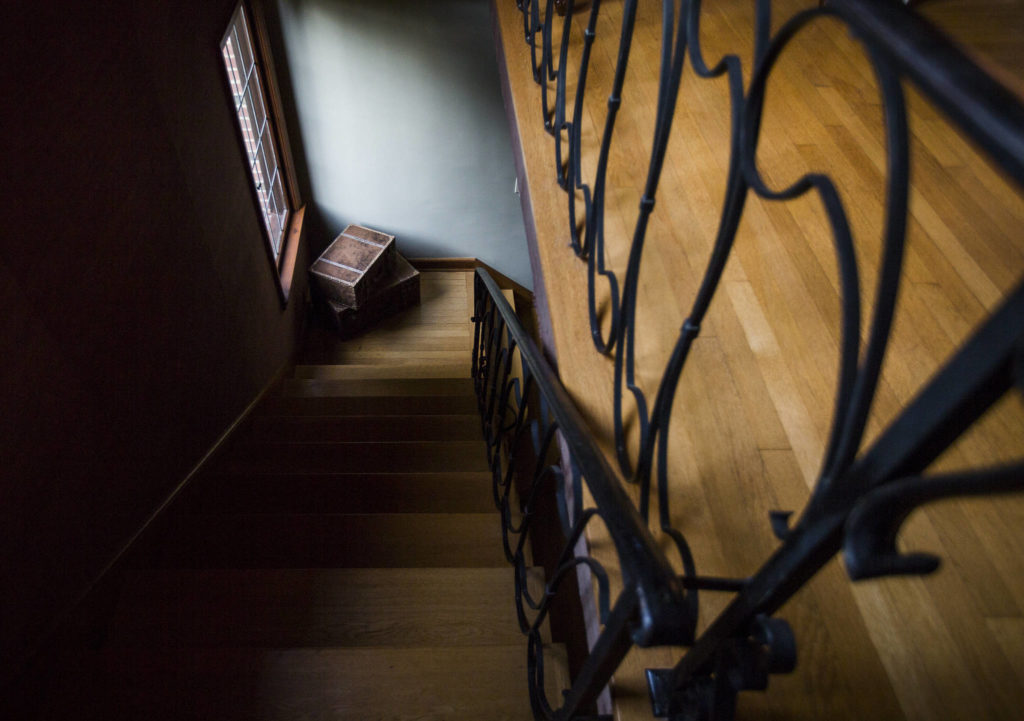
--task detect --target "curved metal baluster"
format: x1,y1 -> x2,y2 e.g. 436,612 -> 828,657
743,14 -> 862,506
527,0 -> 544,84
515,505 -> 604,628
566,0 -> 602,256
527,555 -> 612,700
471,274 -> 485,379
740,7 -> 910,526
545,0 -> 559,84
540,0 -> 560,134
477,300 -> 500,439
496,376 -> 539,526
528,540 -> 613,719
586,0 -> 640,354
611,0 -> 687,477
810,41 -> 910,509
518,0 -> 533,45
634,0 -> 753,533
658,6 -> 926,715
486,343 -> 519,503
553,1 -> 575,188
504,419 -> 562,537
481,342 -> 509,458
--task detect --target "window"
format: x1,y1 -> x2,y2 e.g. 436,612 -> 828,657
221,1 -> 303,302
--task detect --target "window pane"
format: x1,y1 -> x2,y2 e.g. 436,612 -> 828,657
233,12 -> 255,80
237,93 -> 258,163
247,70 -> 268,139
272,173 -> 288,256
272,172 -> 287,228
262,126 -> 281,180
222,39 -> 244,105
255,142 -> 273,209
268,199 -> 282,254
222,2 -> 293,266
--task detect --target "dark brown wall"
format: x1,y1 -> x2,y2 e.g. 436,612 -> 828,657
0,1 -> 309,677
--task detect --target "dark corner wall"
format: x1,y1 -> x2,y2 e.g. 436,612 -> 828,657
274,0 -> 534,289
0,1 -> 310,679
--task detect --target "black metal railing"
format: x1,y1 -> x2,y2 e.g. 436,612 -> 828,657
493,0 -> 1024,719
473,267 -> 694,720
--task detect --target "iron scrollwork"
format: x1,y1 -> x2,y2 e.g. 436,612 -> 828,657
504,0 -> 1024,719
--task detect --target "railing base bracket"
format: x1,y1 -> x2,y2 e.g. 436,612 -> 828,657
645,668 -> 675,718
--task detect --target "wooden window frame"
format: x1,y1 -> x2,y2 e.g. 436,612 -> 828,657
221,0 -> 304,306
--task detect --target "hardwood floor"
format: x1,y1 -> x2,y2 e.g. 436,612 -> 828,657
495,1 -> 1023,720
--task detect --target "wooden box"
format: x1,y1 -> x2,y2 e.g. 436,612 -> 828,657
309,225 -> 396,308
325,254 -> 421,338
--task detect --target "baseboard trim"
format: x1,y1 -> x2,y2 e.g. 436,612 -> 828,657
410,257 -> 534,305
408,257 -> 477,271
489,0 -> 558,366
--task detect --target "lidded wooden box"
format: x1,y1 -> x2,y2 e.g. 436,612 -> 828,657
309,224 -> 396,308
325,254 -> 421,338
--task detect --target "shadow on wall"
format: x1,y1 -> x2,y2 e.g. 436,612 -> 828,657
278,0 -> 533,288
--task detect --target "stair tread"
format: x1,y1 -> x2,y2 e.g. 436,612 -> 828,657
41,645 -> 566,721
217,440 -> 489,474
329,336 -> 472,351
109,568 -> 528,647
280,377 -> 475,397
298,348 -> 470,365
182,471 -> 495,514
292,363 -> 471,380
144,513 -> 507,568
259,393 -> 478,416
244,414 -> 481,442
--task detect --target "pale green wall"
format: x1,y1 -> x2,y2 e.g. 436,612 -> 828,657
277,0 -> 532,288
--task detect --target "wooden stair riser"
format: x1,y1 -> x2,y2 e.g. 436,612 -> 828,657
291,362 -> 471,380
144,513 -> 506,568
216,441 -> 489,474
259,394 -> 478,416
281,377 -> 475,398
41,645 -> 566,721
180,472 -> 495,514
244,414 -> 482,443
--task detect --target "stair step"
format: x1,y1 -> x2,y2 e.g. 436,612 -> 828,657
305,323 -> 471,339
259,392 -> 477,416
244,414 -> 481,442
182,471 -> 495,513
108,568 -> 528,647
298,347 -> 470,366
280,377 -> 474,397
333,335 -> 472,351
42,645 -> 566,721
293,363 -> 471,379
144,513 -> 507,568
216,440 -> 489,474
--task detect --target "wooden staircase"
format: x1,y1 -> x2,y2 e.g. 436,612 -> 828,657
36,270 -> 562,720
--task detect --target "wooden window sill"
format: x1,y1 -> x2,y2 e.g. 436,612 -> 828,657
276,204 -> 305,307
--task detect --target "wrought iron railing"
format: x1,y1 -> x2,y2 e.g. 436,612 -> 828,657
489,0 -> 1024,719
473,267 -> 695,720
